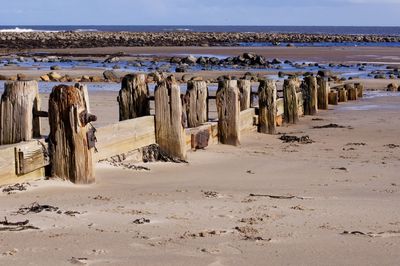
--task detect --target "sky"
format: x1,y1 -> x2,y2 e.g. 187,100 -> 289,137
0,0 -> 399,26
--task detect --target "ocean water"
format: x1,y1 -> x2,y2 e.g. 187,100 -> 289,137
0,25 -> 399,35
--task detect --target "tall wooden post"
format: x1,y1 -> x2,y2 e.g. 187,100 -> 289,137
317,77 -> 329,110
154,76 -> 187,160
258,79 -> 277,134
283,79 -> 299,124
328,90 -> 339,105
355,83 -> 364,98
118,74 -> 150,121
346,84 -> 358,101
185,80 -> 208,128
0,81 -> 41,145
238,80 -> 251,111
338,86 -> 348,102
216,80 -> 240,146
48,84 -> 96,184
302,76 -> 318,116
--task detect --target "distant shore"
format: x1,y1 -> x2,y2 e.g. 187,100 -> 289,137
1,31 -> 400,50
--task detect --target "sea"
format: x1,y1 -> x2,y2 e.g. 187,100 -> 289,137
0,25 -> 399,36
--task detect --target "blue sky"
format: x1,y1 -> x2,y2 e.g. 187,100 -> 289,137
0,0 -> 399,26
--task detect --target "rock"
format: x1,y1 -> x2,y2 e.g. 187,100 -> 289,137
271,58 -> 282,65
182,55 -> 197,65
243,53 -> 256,60
112,64 -> 121,69
40,75 -> 50,82
175,66 -> 187,73
387,83 -> 399,92
317,70 -> 333,77
170,57 -> 182,64
103,70 -> 119,82
196,57 -> 208,65
80,75 -> 91,82
48,72 -> 62,81
90,76 -> 102,82
50,65 -> 61,70
16,73 -> 28,81
104,56 -> 120,63
181,74 -> 193,82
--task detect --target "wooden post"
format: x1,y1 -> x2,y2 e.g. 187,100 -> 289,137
346,84 -> 358,101
338,86 -> 348,102
48,84 -> 96,184
216,80 -> 240,146
154,76 -> 187,160
0,81 -> 41,145
355,83 -> 364,98
118,74 -> 150,121
328,90 -> 339,105
258,79 -> 277,134
185,80 -> 208,128
283,79 -> 299,124
238,80 -> 251,111
302,76 -> 318,116
317,77 -> 329,110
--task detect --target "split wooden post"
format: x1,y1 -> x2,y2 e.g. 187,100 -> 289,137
302,76 -> 318,116
118,74 -> 150,121
0,81 -> 41,145
258,79 -> 277,134
283,79 -> 299,124
338,86 -> 348,102
328,90 -> 339,105
346,84 -> 358,101
154,76 -> 187,160
238,79 -> 252,111
216,80 -> 240,146
355,83 -> 364,98
185,80 -> 208,128
48,84 -> 96,184
317,77 -> 330,110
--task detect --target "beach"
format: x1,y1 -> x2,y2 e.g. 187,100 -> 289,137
0,88 -> 399,265
0,28 -> 400,265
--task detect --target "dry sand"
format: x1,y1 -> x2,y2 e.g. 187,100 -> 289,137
0,80 -> 399,265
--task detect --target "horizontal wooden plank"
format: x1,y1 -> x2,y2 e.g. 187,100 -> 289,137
240,108 -> 257,134
185,122 -> 218,150
94,116 -> 156,161
0,140 -> 46,186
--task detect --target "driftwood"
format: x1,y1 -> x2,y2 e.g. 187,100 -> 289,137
258,79 -> 277,134
317,77 -> 329,110
154,76 -> 187,160
118,74 -> 150,121
283,79 -> 299,124
238,79 -> 252,111
0,217 -> 39,231
0,81 -> 41,145
279,135 -> 314,144
302,76 -> 318,116
185,80 -> 208,128
48,84 -> 96,184
216,80 -> 241,146
249,194 -> 312,200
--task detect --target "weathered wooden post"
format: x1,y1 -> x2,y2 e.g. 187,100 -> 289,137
328,90 -> 339,105
283,79 -> 299,124
302,76 -> 318,116
346,84 -> 358,101
185,79 -> 208,128
355,83 -> 364,98
258,79 -> 277,134
0,81 -> 41,145
338,86 -> 348,102
154,76 -> 187,160
317,77 -> 329,110
118,74 -> 150,121
48,84 -> 96,184
238,79 -> 251,111
216,79 -> 240,146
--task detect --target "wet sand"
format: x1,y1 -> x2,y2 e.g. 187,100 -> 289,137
0,86 -> 400,265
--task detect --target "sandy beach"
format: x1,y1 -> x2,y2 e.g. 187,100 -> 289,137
0,87 -> 399,265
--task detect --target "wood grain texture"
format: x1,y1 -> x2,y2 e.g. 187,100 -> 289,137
283,79 -> 299,124
154,76 -> 187,160
185,80 -> 208,128
48,85 -> 95,184
346,84 -> 358,101
0,81 -> 41,145
118,74 -> 150,121
317,77 -> 330,110
258,79 -> 277,134
238,80 -> 252,111
216,80 -> 240,146
302,76 -> 318,116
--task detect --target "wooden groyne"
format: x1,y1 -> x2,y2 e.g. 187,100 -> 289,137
0,75 -> 365,185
